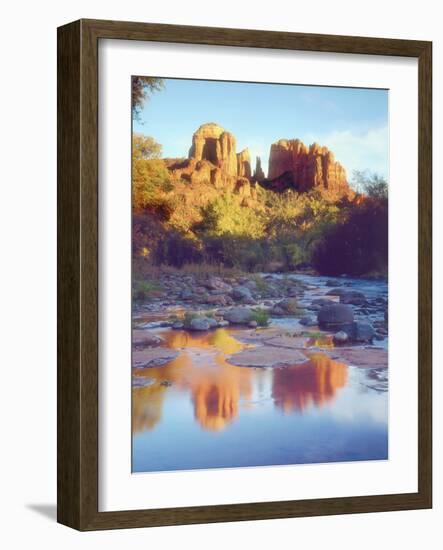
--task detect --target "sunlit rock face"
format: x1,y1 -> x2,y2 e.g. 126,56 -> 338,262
272,352 -> 348,413
167,123 -> 257,206
167,125 -> 351,201
237,148 -> 252,178
267,138 -> 349,197
189,122 -> 238,177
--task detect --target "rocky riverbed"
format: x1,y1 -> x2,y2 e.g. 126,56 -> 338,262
133,272 -> 388,370
131,272 -> 389,472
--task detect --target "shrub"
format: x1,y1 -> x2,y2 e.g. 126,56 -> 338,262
312,199 -> 388,276
133,280 -> 163,301
183,312 -> 199,328
197,194 -> 265,238
251,275 -> 270,294
132,158 -> 173,212
153,232 -> 203,267
250,308 -> 270,327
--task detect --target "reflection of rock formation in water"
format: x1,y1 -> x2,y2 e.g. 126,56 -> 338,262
132,329 -> 252,433
193,378 -> 239,431
162,327 -> 245,355
189,354 -> 252,430
132,330 -> 350,434
132,384 -> 167,432
272,353 -> 348,413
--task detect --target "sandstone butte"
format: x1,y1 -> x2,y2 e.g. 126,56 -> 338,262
267,138 -> 349,197
166,123 -> 351,201
167,122 -> 257,206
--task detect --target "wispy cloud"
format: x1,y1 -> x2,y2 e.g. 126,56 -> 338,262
307,125 -> 389,179
299,89 -> 343,116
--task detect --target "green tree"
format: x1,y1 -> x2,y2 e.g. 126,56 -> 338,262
198,194 -> 265,238
312,173 -> 388,276
265,190 -> 304,238
133,159 -> 173,212
352,170 -> 388,200
133,133 -> 162,160
132,134 -> 172,214
132,76 -> 164,119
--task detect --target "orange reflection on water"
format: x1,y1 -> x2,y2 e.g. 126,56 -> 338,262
190,354 -> 252,431
162,328 -> 245,354
133,329 -> 252,432
272,352 -> 348,413
132,383 -> 167,433
133,329 -> 349,435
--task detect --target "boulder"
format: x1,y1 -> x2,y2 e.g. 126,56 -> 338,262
232,286 -> 253,302
327,347 -> 388,369
264,335 -> 309,349
349,321 -> 375,343
207,317 -> 218,329
310,298 -> 335,310
300,315 -> 317,327
317,303 -> 354,330
206,294 -> 228,306
196,293 -> 210,304
325,279 -> 343,287
228,346 -> 307,368
132,330 -> 165,347
223,307 -> 254,324
133,348 -> 179,368
132,376 -> 156,388
244,279 -> 258,290
333,330 -> 349,344
205,277 -> 232,292
181,290 -> 195,301
189,317 -> 211,331
275,297 -> 299,314
270,305 -> 286,316
325,287 -> 347,296
340,290 -> 366,305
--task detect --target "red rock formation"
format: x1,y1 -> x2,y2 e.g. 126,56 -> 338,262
253,156 -> 265,182
189,122 -> 238,176
267,138 -> 349,197
236,148 -> 251,178
168,123 -> 257,203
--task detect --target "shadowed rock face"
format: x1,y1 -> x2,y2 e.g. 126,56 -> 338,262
253,156 -> 265,182
267,138 -> 349,197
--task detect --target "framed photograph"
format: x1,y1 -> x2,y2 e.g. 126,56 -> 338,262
57,19 -> 432,530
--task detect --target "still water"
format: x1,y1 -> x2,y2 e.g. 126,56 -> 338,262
132,327 -> 388,472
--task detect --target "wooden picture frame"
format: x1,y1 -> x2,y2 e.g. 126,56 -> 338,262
57,18 -> 432,530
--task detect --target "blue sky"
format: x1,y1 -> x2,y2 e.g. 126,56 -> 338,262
133,78 -> 389,180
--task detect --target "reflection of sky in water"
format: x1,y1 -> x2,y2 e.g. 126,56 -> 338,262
132,327 -> 388,472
